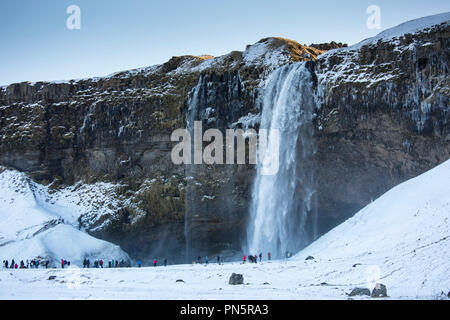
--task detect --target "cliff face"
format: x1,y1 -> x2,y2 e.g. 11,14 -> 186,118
0,16 -> 449,262
313,18 -> 450,231
0,38 -> 325,262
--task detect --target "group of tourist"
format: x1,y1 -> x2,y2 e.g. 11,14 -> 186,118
3,251 -> 281,270
83,258 -> 130,268
2,259 -> 51,269
243,252 -> 272,264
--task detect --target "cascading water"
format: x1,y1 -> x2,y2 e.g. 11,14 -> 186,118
246,62 -> 318,258
184,75 -> 203,262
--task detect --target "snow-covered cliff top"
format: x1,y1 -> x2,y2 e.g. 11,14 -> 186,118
323,12 -> 450,55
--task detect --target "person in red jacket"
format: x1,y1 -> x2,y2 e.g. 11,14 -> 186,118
99,260 -> 103,268
153,259 -> 157,267
243,255 -> 246,263
61,259 -> 64,269
268,252 -> 271,261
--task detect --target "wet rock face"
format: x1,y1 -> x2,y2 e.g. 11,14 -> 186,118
0,25 -> 448,262
182,71 -> 256,259
183,71 -> 255,130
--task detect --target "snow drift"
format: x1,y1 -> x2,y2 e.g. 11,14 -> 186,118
0,167 -> 130,266
294,159 -> 450,298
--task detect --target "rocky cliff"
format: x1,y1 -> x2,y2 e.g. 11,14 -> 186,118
313,15 -> 449,231
0,14 -> 448,263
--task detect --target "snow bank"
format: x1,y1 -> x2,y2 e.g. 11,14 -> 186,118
0,168 -> 130,265
0,224 -> 128,266
294,159 -> 450,298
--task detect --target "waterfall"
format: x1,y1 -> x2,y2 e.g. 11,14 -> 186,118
246,62 -> 318,258
184,75 -> 204,262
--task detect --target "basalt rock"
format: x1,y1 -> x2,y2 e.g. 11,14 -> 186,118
309,41 -> 348,51
312,19 -> 450,233
349,287 -> 371,297
371,283 -> 388,298
229,273 -> 244,285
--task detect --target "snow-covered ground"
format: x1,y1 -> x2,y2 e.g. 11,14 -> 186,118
0,168 -> 129,267
1,160 -> 449,300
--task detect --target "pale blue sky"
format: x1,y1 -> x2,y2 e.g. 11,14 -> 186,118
0,0 -> 449,85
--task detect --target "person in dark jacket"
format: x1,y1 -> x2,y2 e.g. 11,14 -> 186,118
259,253 -> 262,262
